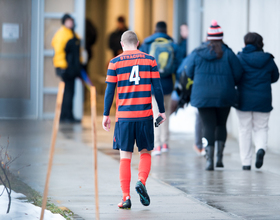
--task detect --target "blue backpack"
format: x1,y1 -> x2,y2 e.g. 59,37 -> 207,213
149,38 -> 174,77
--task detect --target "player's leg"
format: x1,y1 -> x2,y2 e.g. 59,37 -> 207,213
135,120 -> 154,206
113,121 -> 134,209
118,150 -> 133,209
135,149 -> 151,206
138,149 -> 151,185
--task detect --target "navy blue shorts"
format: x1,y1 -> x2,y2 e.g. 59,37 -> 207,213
113,119 -> 154,152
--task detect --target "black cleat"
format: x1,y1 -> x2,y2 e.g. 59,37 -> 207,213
135,181 -> 150,206
118,197 -> 131,209
256,149 -> 265,169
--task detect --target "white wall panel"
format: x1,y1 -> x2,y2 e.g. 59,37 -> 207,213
249,0 -> 280,153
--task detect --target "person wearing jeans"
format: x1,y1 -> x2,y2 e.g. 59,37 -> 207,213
193,108 -> 205,155
236,32 -> 279,170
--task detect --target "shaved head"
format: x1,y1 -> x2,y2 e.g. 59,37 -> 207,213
121,30 -> 138,47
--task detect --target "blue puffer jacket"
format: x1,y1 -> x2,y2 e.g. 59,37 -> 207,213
139,32 -> 182,95
186,42 -> 243,108
178,38 -> 188,59
236,44 -> 279,112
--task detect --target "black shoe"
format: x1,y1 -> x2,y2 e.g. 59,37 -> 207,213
256,149 -> 265,169
118,197 -> 131,209
205,146 -> 214,171
135,181 -> 150,206
242,165 -> 251,170
216,141 -> 225,168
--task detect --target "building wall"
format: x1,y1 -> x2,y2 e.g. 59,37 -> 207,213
85,0 -> 174,100
249,0 -> 280,153
195,0 -> 280,153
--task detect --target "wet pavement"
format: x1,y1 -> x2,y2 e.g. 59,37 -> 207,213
152,133 -> 280,219
1,118 -> 280,219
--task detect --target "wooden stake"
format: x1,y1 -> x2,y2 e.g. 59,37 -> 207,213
40,82 -> 65,220
90,86 -> 100,220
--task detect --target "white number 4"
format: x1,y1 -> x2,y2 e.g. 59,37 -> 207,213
129,65 -> 140,85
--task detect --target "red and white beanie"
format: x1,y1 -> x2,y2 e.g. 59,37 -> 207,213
207,20 -> 223,40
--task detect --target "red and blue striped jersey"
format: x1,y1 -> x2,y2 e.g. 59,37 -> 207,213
105,49 -> 164,122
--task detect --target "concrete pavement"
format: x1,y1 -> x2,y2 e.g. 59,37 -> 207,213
1,118 -> 279,219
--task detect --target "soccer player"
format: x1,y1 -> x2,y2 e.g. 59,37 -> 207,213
102,30 -> 166,209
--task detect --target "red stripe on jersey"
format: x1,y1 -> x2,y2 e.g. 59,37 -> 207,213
106,75 -> 117,83
149,71 -> 161,78
118,84 -> 151,94
118,97 -> 152,106
117,73 -> 130,81
108,62 -> 116,70
117,109 -> 153,119
140,71 -> 160,78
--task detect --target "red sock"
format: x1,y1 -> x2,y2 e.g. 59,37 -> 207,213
138,153 -> 151,185
119,158 -> 131,201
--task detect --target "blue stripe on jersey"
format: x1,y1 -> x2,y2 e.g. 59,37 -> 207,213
110,54 -> 155,64
118,104 -> 152,112
151,65 -> 158,72
116,65 -> 157,75
107,69 -> 116,76
119,91 -> 151,99
118,78 -> 151,87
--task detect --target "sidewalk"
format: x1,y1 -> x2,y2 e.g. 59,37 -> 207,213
1,118 -> 279,219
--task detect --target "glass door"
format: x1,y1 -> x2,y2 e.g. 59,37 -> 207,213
0,0 -> 39,118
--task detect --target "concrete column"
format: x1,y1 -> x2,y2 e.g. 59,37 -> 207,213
187,0 -> 202,53
173,0 -> 188,43
173,0 -> 179,42
129,0 -> 135,31
152,0 -> 173,37
73,0 -> 85,120
132,0 -> 152,42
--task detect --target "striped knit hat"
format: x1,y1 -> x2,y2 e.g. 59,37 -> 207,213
207,20 -> 223,40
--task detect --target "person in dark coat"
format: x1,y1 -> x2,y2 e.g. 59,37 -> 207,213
178,23 -> 188,59
85,18 -> 97,71
236,32 -> 279,170
109,16 -> 128,57
170,23 -> 189,115
51,14 -> 82,123
186,20 -> 243,170
139,21 -> 181,156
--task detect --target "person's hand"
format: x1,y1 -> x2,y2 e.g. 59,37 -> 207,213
102,115 -> 111,131
158,112 -> 166,124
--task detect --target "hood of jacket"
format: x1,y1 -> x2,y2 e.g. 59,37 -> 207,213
238,44 -> 272,68
143,32 -> 173,44
195,41 -> 229,61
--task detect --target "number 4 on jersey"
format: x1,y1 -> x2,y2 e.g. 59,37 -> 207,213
129,65 -> 141,85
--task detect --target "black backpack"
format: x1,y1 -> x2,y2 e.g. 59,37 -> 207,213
175,68 -> 193,113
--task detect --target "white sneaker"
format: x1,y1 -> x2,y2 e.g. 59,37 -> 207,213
161,144 -> 169,152
201,148 -> 206,156
152,146 -> 161,156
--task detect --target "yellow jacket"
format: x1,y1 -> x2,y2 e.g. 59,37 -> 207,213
51,26 -> 81,69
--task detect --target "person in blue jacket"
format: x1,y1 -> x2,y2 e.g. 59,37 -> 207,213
185,20 -> 243,170
140,21 -> 181,156
236,32 -> 279,170
170,23 -> 189,115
